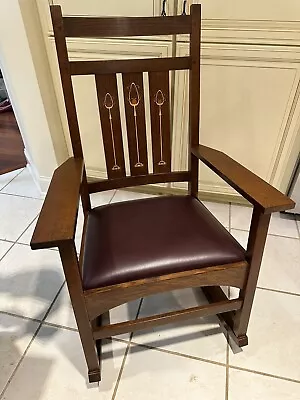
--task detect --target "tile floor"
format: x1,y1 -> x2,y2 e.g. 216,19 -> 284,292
0,166 -> 299,399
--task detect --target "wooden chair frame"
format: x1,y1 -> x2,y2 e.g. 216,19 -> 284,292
31,5 -> 294,383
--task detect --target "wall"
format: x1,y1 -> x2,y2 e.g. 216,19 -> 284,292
0,0 -> 68,191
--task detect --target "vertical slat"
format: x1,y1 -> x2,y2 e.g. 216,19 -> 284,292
122,73 -> 148,176
149,71 -> 172,173
95,74 -> 126,179
51,5 -> 91,213
188,4 -> 201,197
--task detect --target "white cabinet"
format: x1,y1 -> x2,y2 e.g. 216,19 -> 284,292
38,0 -> 300,199
172,43 -> 300,196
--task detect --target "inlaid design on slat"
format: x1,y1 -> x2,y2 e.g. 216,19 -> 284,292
95,74 -> 126,179
122,72 -> 148,176
103,93 -> 121,171
149,71 -> 171,173
154,89 -> 167,167
128,82 -> 143,168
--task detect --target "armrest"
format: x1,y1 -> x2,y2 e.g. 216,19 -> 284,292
191,145 -> 295,214
30,157 -> 84,250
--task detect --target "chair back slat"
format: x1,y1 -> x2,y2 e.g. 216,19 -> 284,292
63,15 -> 191,38
95,74 -> 126,179
122,72 -> 149,176
50,4 -> 201,192
69,57 -> 191,76
149,71 -> 172,173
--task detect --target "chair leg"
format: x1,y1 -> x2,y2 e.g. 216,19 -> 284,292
59,243 -> 101,383
232,208 -> 271,346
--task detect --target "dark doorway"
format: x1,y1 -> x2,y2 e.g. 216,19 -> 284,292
0,70 -> 27,175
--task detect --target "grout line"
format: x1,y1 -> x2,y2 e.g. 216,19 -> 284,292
0,238 -> 15,245
128,338 -> 227,368
41,282 -> 66,322
0,212 -> 40,262
0,241 -> 15,263
42,320 -> 78,333
126,338 -> 300,386
0,322 -> 43,399
225,345 -> 229,400
15,215 -> 38,244
231,227 -> 299,240
0,281 -> 65,399
257,286 -> 300,298
110,339 -> 131,400
0,191 -> 43,201
109,190 -> 117,204
0,168 -> 24,193
225,286 -> 230,400
296,217 -> 300,239
0,310 -> 42,324
110,298 -> 144,400
228,364 -> 300,385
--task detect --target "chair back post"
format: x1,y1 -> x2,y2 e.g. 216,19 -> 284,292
188,4 -> 201,198
50,6 -> 91,213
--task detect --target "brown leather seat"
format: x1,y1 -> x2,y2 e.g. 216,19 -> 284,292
82,196 -> 246,290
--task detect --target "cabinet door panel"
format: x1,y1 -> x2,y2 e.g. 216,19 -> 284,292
182,0 -> 300,21
172,43 -> 300,196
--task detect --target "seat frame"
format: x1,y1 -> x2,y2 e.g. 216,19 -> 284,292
31,5 -> 294,383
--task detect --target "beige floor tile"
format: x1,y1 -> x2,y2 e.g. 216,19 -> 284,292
229,368 -> 300,400
0,169 -> 23,191
45,285 -> 141,340
229,289 -> 300,381
231,205 -> 253,231
115,343 -> 226,400
0,244 -> 64,320
2,168 -> 43,199
0,240 -> 14,260
17,218 -> 37,246
202,201 -> 230,227
2,325 -> 127,400
0,194 -> 42,241
132,288 -> 227,364
231,230 -> 300,294
231,205 -> 298,238
269,213 -> 298,238
0,313 -> 39,394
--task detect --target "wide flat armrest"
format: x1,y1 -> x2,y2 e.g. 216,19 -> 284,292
192,145 -> 295,214
31,157 -> 84,250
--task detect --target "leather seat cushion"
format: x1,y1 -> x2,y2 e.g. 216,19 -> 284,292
82,195 -> 246,290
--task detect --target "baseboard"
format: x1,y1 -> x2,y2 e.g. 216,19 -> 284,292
32,164 -> 250,206
24,148 -> 51,195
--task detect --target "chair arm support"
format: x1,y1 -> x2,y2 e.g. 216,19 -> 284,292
191,145 -> 295,214
30,157 -> 84,250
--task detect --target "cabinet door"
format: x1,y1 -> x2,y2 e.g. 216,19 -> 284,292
184,0 -> 300,20
172,43 -> 300,196
177,1 -> 300,46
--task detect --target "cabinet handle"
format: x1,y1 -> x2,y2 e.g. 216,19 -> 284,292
181,0 -> 187,15
161,0 -> 167,16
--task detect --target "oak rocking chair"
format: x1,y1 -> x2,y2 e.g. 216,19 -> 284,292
31,4 -> 295,383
